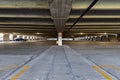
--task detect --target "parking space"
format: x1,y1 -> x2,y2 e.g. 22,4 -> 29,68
0,41 -> 120,80
0,41 -> 54,80
2,42 -> 119,80
67,41 -> 120,80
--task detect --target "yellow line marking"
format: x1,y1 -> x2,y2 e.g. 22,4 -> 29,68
10,66 -> 29,80
109,66 -> 120,72
0,64 -> 19,73
101,64 -> 120,72
92,66 -> 112,80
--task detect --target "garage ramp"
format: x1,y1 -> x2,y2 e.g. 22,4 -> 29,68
5,46 -> 118,80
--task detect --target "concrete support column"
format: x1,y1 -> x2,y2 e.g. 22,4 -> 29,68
26,36 -> 30,40
3,34 -> 9,41
58,32 -> 62,46
22,35 -> 26,39
30,36 -> 33,40
9,34 -> 14,41
0,33 -> 4,41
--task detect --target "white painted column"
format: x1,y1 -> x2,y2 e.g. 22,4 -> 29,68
58,32 -> 62,46
22,35 -> 26,39
30,36 -> 33,40
26,36 -> 30,40
9,34 -> 14,41
0,33 -> 4,41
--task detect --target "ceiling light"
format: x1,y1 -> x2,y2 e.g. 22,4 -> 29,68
36,32 -> 40,35
104,32 -> 107,35
80,32 -> 83,35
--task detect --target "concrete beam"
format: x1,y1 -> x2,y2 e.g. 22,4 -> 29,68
0,0 -> 48,9
48,0 -> 72,32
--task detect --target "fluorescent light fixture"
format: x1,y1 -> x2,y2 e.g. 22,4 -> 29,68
80,32 -> 83,35
104,32 -> 107,35
36,32 -> 40,35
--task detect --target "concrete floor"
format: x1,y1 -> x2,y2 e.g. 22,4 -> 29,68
0,41 -> 120,80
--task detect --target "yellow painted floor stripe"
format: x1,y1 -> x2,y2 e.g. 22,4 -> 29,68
10,66 -> 29,80
0,64 -> 19,73
92,66 -> 112,80
109,66 -> 120,72
101,64 -> 120,72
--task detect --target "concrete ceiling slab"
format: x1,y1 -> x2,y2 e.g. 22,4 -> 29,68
0,0 -> 48,8
0,0 -> 119,37
72,0 -> 120,9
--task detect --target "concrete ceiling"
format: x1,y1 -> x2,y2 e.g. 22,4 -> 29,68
65,0 -> 120,36
0,0 -> 119,37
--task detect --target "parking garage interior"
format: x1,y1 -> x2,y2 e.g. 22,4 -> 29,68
0,0 -> 120,80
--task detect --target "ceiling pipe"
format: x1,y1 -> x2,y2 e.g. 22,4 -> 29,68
63,0 -> 99,37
